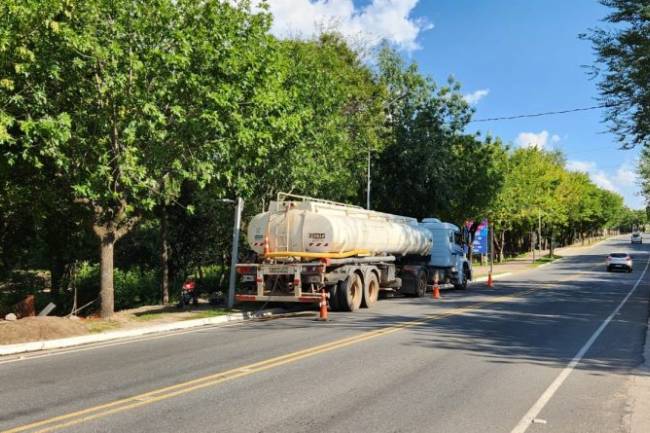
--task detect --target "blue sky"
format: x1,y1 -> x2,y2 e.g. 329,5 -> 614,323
262,0 -> 644,209
409,0 -> 643,209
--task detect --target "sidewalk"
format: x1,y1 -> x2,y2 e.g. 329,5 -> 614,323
630,321 -> 650,433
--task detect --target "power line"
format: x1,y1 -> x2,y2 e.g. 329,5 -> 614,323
470,103 -> 621,123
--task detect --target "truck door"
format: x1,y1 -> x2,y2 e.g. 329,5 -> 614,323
452,230 -> 465,271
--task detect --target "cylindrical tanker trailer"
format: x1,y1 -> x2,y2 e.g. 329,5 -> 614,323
246,198 -> 432,256
236,193 -> 472,312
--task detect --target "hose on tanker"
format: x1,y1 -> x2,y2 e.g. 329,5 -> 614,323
263,249 -> 371,260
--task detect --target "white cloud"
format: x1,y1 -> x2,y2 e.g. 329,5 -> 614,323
591,171 -> 617,192
566,160 -> 596,173
258,0 -> 432,51
515,130 -> 550,149
567,160 -> 643,209
464,89 -> 490,105
614,164 -> 637,186
515,130 -> 563,150
567,159 -> 618,192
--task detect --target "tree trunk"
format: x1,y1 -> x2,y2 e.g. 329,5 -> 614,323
499,231 -> 505,262
219,253 -> 227,290
160,207 -> 170,305
99,230 -> 115,319
50,258 -> 66,297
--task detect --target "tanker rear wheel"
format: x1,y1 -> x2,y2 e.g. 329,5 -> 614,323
328,284 -> 340,311
361,272 -> 380,308
339,273 -> 363,312
414,270 -> 427,297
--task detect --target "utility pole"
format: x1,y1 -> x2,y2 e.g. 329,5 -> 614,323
538,208 -> 542,259
366,148 -> 371,210
489,220 -> 494,276
531,229 -> 535,264
227,197 -> 244,309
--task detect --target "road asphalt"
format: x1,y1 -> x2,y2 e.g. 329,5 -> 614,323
1,235 -> 649,433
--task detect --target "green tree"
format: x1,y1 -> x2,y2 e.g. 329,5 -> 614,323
487,148 -> 562,260
0,0 -> 274,316
372,44 -> 474,219
583,0 -> 650,148
228,33 -> 386,209
444,135 -> 507,227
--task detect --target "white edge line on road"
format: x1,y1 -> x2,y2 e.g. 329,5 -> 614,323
474,272 -> 512,283
510,252 -> 650,433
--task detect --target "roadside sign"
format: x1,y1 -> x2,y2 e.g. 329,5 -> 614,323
469,219 -> 489,254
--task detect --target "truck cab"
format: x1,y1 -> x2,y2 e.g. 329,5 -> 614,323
420,218 -> 472,289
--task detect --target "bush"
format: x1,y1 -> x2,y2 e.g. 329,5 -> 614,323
197,264 -> 227,294
75,262 -> 160,312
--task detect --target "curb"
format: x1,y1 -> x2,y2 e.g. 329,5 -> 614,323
0,308 -> 290,357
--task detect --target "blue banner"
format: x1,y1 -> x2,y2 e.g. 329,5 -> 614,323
471,220 -> 489,255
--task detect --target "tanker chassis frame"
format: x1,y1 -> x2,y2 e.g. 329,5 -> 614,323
235,254 -> 467,311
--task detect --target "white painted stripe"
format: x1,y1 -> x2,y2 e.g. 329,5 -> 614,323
510,253 -> 650,433
473,272 -> 512,282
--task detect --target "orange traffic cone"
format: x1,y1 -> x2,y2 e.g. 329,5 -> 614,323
319,289 -> 329,321
432,274 -> 441,299
487,272 -> 494,288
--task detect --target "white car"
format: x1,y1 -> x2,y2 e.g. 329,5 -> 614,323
606,253 -> 633,272
631,233 -> 642,244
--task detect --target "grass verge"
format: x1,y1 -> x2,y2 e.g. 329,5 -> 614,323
533,254 -> 562,266
85,320 -> 121,333
134,308 -> 233,322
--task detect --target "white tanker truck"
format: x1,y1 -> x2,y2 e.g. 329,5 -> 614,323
235,193 -> 472,311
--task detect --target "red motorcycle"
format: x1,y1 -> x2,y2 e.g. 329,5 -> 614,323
178,277 -> 198,307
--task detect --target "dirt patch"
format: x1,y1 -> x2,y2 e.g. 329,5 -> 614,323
0,303 -> 241,346
0,316 -> 88,345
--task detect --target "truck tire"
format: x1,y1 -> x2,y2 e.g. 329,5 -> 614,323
328,284 -> 340,311
414,270 -> 427,297
339,273 -> 363,312
454,266 -> 469,290
361,272 -> 380,308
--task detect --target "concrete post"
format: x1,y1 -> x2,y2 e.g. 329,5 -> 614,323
227,197 -> 244,309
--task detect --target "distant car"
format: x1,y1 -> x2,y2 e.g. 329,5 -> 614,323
631,233 -> 642,244
607,253 -> 633,272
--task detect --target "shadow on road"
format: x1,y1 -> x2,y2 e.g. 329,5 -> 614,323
239,246 -> 650,377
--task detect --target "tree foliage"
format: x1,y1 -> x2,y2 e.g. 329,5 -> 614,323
372,44 -> 475,219
487,147 -> 630,260
583,0 -> 650,148
0,0 -> 276,316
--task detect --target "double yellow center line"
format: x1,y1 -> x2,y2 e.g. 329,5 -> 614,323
4,288 -> 538,433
